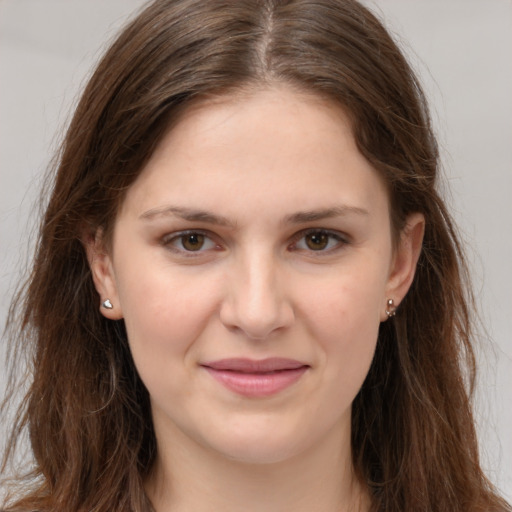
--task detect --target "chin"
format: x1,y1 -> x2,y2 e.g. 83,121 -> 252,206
216,439 -> 303,466
197,418 -> 319,466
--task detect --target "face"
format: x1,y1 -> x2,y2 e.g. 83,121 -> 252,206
90,86 -> 422,466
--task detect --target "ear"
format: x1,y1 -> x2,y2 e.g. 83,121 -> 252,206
83,229 -> 124,320
381,212 -> 425,321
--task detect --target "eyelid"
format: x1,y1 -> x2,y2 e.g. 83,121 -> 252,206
159,227 -> 349,257
161,229 -> 221,255
289,228 -> 350,253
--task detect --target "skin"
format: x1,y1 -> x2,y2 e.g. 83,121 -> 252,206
88,86 -> 424,511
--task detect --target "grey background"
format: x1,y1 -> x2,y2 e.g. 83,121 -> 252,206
1,0 -> 511,501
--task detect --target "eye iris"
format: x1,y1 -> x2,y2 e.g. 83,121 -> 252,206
305,232 -> 329,250
182,233 -> 205,251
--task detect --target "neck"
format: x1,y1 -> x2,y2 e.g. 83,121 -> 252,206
146,419 -> 370,512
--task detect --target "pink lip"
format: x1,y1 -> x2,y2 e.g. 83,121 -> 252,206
201,358 -> 309,398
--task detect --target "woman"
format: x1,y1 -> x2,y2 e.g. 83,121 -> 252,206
1,0 -> 510,510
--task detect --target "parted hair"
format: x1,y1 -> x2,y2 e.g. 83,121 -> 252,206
1,0 -> 510,511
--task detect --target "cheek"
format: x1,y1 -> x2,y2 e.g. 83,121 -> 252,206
114,257 -> 223,373
300,259 -> 386,332
298,263 -> 387,389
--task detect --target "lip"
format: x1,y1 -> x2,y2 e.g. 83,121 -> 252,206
201,358 -> 309,398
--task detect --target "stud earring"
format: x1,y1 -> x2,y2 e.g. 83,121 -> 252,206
102,299 -> 113,310
385,298 -> 396,318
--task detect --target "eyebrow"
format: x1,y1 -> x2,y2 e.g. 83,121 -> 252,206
283,205 -> 369,224
139,206 -> 235,227
139,204 -> 369,227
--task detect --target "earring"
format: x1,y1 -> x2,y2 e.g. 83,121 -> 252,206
102,299 -> 113,310
385,298 -> 396,318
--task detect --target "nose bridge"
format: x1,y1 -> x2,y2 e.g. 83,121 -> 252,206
220,244 -> 292,339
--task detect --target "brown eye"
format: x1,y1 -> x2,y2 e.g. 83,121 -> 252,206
181,233 -> 205,251
292,230 -> 346,253
305,232 -> 329,251
164,231 -> 217,254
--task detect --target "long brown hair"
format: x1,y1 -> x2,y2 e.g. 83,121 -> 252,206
1,0 -> 510,510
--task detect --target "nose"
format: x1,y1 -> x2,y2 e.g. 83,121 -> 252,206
219,250 -> 294,340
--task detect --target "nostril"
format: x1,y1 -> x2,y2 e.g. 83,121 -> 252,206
219,297 -> 294,340
218,260 -> 295,339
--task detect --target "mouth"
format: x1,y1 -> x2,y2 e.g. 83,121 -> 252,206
200,358 -> 310,398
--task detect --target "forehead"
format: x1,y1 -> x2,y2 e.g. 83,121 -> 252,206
118,85 -> 389,223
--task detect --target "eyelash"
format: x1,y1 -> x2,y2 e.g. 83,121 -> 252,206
161,228 -> 349,257
161,230 -> 219,256
289,229 -> 349,254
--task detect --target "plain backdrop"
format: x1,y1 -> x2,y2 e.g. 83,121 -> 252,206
1,0 -> 511,501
